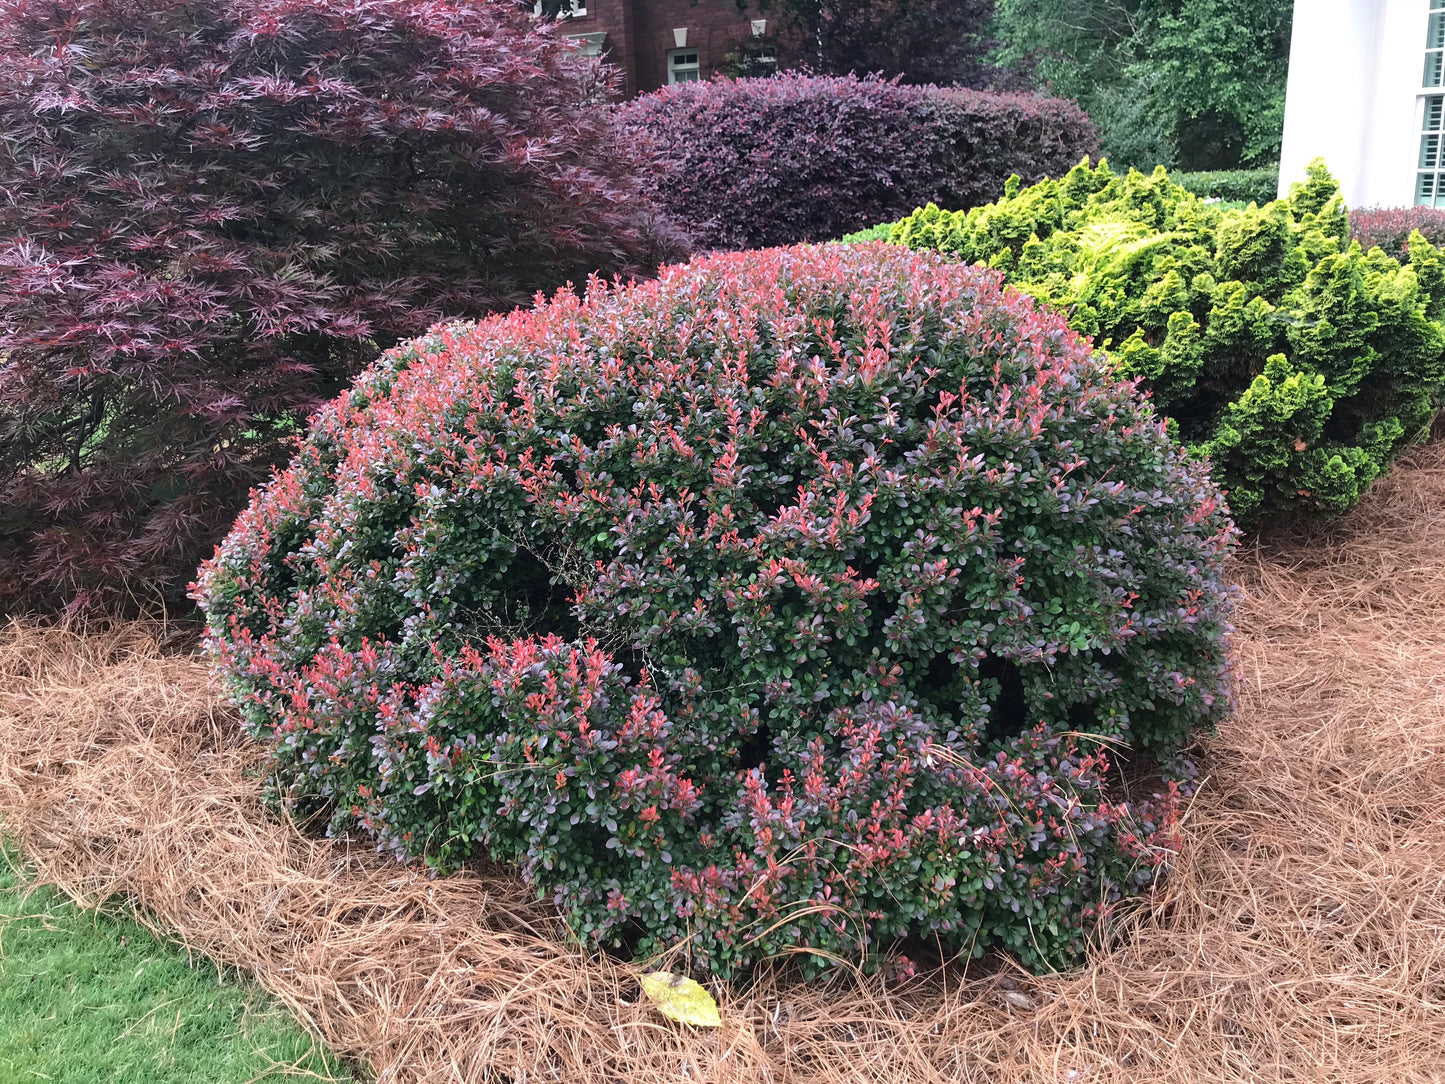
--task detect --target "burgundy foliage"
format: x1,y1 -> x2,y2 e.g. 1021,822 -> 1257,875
1349,205 -> 1445,263
617,73 -> 1097,252
0,0 -> 677,612
198,243 -> 1235,976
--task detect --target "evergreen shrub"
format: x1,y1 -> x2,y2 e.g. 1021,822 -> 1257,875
199,243 -> 1235,976
1170,167 -> 1280,205
881,160 -> 1445,525
840,223 -> 900,244
617,73 -> 1096,252
0,0 -> 676,612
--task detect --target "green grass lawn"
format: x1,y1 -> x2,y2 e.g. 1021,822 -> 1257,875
0,848 -> 354,1084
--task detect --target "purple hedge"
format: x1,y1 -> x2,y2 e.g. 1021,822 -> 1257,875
617,73 -> 1097,252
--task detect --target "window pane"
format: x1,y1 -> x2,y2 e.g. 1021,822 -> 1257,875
1418,172 -> 1437,204
1428,96 -> 1445,131
1431,13 -> 1445,50
1423,134 -> 1442,168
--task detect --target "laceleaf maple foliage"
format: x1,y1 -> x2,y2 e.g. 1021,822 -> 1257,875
0,0 -> 678,612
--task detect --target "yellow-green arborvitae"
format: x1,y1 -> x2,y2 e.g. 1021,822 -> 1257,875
878,158 -> 1445,526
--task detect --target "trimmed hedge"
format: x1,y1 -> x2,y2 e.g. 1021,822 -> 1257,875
840,222 -> 899,244
618,73 -> 1097,252
198,242 -> 1235,978
1170,167 -> 1280,205
0,0 -> 676,613
1350,205 -> 1445,262
878,160 -> 1445,526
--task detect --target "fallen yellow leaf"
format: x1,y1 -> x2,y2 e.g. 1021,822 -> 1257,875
638,972 -> 722,1027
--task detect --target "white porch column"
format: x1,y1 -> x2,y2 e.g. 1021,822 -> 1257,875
1279,0 -> 1430,209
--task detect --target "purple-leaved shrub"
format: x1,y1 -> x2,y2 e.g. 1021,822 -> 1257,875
198,243 -> 1235,977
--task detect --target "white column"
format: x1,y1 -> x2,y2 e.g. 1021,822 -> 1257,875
1359,0 -> 1432,207
1279,0 -> 1437,210
1278,0 -> 1385,208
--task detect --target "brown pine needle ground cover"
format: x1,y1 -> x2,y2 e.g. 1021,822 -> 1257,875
3,447 -> 1445,1084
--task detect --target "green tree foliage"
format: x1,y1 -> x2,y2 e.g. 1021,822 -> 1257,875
991,0 -> 1293,170
882,160 -> 1445,526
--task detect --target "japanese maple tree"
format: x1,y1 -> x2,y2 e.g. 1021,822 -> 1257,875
0,0 -> 677,611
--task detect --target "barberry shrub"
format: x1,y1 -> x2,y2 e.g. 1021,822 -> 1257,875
880,159 -> 1445,526
0,0 -> 677,612
197,243 -> 1236,977
1349,205 -> 1445,262
617,73 -> 1096,252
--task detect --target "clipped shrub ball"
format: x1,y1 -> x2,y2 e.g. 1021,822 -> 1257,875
618,72 -> 1097,252
879,159 -> 1445,526
198,243 -> 1236,977
0,0 -> 678,612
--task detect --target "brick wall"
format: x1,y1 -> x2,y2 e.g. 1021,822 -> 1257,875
630,0 -> 760,93
545,0 -> 762,96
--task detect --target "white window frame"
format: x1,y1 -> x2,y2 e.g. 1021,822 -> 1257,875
533,0 -> 586,18
1427,0 -> 1445,88
1419,0 -> 1445,205
566,31 -> 606,58
667,48 -> 701,85
1418,95 -> 1445,207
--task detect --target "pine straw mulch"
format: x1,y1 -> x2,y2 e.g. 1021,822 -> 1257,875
3,449 -> 1445,1084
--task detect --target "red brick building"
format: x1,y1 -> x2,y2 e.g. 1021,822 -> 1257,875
535,0 -> 771,96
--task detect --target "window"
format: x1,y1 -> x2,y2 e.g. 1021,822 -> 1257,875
1419,97 -> 1445,207
1420,2 -> 1445,205
533,0 -> 585,17
567,32 -> 606,58
733,47 -> 777,79
1428,0 -> 1445,87
667,49 -> 701,84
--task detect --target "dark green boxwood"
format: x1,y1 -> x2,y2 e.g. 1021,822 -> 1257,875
839,222 -> 897,244
1170,167 -> 1280,205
